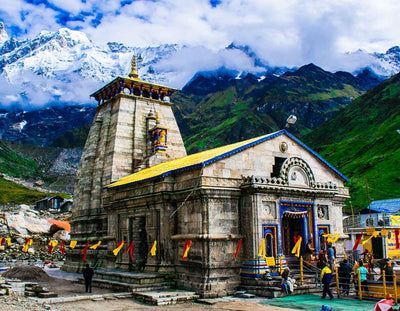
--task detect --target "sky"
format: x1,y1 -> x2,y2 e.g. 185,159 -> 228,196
1,0 -> 400,68
0,0 -> 400,107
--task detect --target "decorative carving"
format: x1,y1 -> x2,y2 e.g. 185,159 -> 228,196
280,141 -> 288,153
317,205 -> 329,220
262,201 -> 277,219
280,157 -> 315,187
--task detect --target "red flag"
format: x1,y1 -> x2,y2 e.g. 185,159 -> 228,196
235,238 -> 243,258
396,229 -> 400,249
353,233 -> 364,251
82,241 -> 90,261
182,240 -> 192,260
126,241 -> 135,261
0,237 -> 5,246
59,241 -> 65,255
47,242 -> 53,255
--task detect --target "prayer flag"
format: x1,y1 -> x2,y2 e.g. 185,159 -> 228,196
291,236 -> 302,257
235,238 -> 243,258
82,241 -> 90,261
22,238 -> 32,252
47,240 -> 58,254
362,231 -> 380,245
258,238 -> 265,258
90,241 -> 102,250
7,237 -> 12,246
150,241 -> 157,256
352,233 -> 363,251
113,241 -> 125,256
396,229 -> 400,249
69,240 -> 77,249
182,240 -> 192,260
126,241 -> 135,261
59,240 -> 65,255
0,237 -> 5,246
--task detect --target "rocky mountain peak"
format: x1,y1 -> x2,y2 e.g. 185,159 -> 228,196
0,21 -> 10,45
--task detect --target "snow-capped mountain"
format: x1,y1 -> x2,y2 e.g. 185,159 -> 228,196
0,22 -> 9,45
0,24 -> 181,108
0,22 -> 400,110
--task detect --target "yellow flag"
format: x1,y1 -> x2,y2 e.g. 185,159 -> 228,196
49,240 -> 58,248
258,238 -> 265,258
326,233 -> 340,243
22,239 -> 33,252
151,241 -> 157,256
291,237 -> 302,257
113,241 -> 125,256
69,240 -> 77,249
7,237 -> 12,246
90,241 -> 102,249
362,231 -> 380,245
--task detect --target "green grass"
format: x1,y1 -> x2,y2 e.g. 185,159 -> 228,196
0,177 -> 51,204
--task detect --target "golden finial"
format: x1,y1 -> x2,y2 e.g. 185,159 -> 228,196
129,54 -> 140,79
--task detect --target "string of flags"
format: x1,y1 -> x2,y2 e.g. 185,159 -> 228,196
2,228 -> 397,263
0,236 -> 244,262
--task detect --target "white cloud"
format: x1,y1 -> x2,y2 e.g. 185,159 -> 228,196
0,0 -> 399,83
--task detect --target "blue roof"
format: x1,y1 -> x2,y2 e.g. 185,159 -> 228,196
366,199 -> 400,214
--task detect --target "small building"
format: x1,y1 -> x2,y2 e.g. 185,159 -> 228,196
35,196 -> 64,211
60,200 -> 73,213
344,198 -> 400,259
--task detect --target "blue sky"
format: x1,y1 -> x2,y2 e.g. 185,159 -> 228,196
1,0 -> 400,69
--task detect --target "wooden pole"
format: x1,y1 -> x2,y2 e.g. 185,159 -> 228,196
383,270 -> 387,299
394,274 -> 398,305
300,256 -> 304,285
358,269 -> 362,300
335,265 -> 340,297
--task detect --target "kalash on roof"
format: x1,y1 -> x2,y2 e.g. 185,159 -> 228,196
90,55 -> 177,105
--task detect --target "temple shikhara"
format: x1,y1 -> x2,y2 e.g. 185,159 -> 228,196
64,56 -> 350,297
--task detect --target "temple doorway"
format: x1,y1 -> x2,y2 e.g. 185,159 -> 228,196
129,216 -> 148,271
282,214 -> 304,255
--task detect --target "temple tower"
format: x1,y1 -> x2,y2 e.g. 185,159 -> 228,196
64,56 -> 186,271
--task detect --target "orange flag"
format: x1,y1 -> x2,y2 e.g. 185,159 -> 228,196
113,241 -> 125,256
150,241 -> 157,256
182,240 -> 192,260
69,240 -> 77,249
22,238 -> 32,252
90,241 -> 102,250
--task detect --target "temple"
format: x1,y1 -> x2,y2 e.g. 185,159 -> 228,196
65,55 -> 350,297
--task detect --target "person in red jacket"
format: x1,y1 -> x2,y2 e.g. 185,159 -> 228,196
321,262 -> 334,300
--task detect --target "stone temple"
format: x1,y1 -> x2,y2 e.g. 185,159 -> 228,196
64,57 -> 350,297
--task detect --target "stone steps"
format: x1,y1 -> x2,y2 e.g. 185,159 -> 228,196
131,290 -> 200,306
77,269 -> 175,293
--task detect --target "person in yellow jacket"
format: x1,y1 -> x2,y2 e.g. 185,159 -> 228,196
321,263 -> 334,300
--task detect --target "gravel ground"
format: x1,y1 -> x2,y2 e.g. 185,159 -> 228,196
1,265 -> 297,311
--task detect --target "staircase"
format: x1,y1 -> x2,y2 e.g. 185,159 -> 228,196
78,269 -> 175,292
239,256 -> 323,298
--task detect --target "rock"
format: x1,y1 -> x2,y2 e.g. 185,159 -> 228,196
37,292 -> 58,298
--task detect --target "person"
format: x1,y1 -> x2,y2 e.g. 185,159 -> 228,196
280,267 -> 296,295
317,249 -> 327,270
338,259 -> 353,295
304,238 -> 315,263
321,262 -> 334,300
83,263 -> 94,293
356,260 -> 369,296
362,249 -> 374,279
327,243 -> 335,271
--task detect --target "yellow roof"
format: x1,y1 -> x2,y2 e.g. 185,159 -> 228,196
106,130 -> 284,189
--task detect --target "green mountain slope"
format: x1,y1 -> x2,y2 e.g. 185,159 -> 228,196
173,64 -> 375,154
303,73 -> 400,211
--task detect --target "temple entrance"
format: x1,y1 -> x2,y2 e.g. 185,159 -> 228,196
129,216 -> 148,271
282,214 -> 304,255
